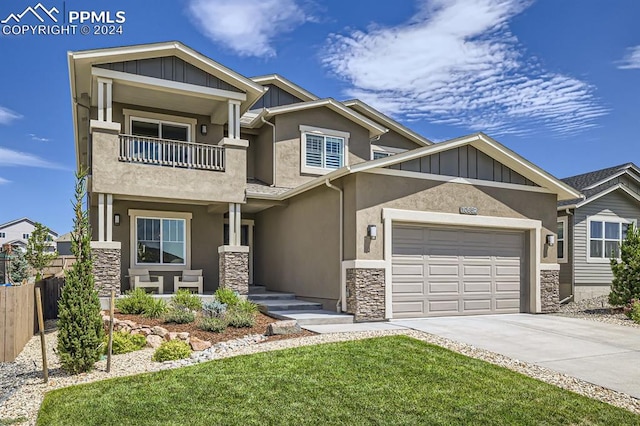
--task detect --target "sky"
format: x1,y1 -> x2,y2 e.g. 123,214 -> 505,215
0,0 -> 638,234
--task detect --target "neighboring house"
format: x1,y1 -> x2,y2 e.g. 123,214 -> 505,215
0,218 -> 57,252
55,232 -> 73,256
558,163 -> 640,302
68,41 -> 580,321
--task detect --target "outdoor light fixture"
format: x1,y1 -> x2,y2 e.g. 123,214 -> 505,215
200,124 -> 208,135
367,225 -> 377,240
114,214 -> 121,226
546,234 -> 555,246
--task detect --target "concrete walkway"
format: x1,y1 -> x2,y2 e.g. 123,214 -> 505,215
391,314 -> 640,398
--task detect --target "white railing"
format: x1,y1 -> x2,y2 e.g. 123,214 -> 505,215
118,135 -> 225,171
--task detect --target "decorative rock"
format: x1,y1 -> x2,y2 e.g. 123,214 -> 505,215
138,327 -> 152,336
119,325 -> 131,334
165,332 -> 179,341
151,326 -> 169,337
122,320 -> 138,329
190,337 -> 212,351
146,334 -> 164,349
266,320 -> 302,335
177,332 -> 190,341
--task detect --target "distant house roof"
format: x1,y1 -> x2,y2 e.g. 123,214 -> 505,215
56,232 -> 72,242
0,217 -> 58,236
559,163 -> 640,208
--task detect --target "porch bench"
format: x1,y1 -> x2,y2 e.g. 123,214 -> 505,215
174,269 -> 203,294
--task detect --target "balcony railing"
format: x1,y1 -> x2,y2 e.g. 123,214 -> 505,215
118,134 -> 225,171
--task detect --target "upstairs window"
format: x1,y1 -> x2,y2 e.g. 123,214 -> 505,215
22,233 -> 29,239
371,144 -> 407,160
300,125 -> 349,175
0,232 -> 5,238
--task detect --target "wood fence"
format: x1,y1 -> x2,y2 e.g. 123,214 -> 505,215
36,277 -> 65,320
0,283 -> 35,362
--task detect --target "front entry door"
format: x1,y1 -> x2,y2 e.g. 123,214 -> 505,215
223,222 -> 253,284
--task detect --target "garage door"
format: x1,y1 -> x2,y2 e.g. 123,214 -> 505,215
392,225 -> 525,318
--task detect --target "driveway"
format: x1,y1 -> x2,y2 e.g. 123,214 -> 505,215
391,314 -> 640,398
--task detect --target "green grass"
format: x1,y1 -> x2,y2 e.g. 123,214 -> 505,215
37,336 -> 640,425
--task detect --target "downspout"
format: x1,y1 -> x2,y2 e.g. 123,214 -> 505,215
562,207 -> 575,304
260,116 -> 277,187
326,178 -> 344,313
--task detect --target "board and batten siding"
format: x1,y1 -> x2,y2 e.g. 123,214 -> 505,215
574,190 -> 640,287
558,213 -> 573,300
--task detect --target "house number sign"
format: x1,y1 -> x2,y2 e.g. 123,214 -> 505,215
459,206 -> 478,215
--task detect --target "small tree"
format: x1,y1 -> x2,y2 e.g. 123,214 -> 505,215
10,249 -> 28,283
25,222 -> 58,280
57,169 -> 104,374
609,223 -> 640,306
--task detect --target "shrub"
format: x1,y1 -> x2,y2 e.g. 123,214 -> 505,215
236,299 -> 259,315
225,309 -> 256,328
623,299 -> 640,323
9,249 -> 28,283
202,300 -> 227,318
163,306 -> 195,324
106,331 -> 147,355
197,317 -> 227,333
115,288 -> 155,315
171,289 -> 202,311
609,223 -> 640,306
143,298 -> 168,319
152,340 -> 192,362
57,169 -> 104,374
214,287 -> 240,307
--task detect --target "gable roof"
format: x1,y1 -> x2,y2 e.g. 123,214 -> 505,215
247,133 -> 581,201
0,217 -> 58,236
250,74 -> 318,103
558,162 -> 640,208
342,100 -> 432,147
241,98 -> 388,137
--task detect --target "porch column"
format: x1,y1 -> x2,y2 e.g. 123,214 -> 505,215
96,78 -> 113,122
227,100 -> 241,139
97,193 -> 114,242
219,202 -> 248,296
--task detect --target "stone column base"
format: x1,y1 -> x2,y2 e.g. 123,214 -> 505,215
218,245 -> 249,296
346,268 -> 385,322
540,269 -> 560,313
90,241 -> 122,297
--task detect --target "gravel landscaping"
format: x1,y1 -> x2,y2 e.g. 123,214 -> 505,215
2,320 -> 640,424
555,296 -> 640,328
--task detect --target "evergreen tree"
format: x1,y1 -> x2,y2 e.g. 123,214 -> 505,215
609,223 -> 640,306
57,169 -> 104,374
10,249 -> 28,283
25,222 -> 58,280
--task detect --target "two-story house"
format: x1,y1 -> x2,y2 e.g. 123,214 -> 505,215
0,218 -> 57,252
68,42 -> 580,321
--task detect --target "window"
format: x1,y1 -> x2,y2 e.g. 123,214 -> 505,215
0,232 -> 5,238
22,233 -> 29,239
136,217 -> 186,265
300,125 -> 349,175
371,144 -> 407,160
588,217 -> 633,260
373,151 -> 391,160
557,218 -> 567,262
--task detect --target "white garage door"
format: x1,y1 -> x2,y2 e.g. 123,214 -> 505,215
392,225 -> 525,318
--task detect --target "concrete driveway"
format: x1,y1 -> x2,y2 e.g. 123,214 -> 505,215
391,314 -> 640,398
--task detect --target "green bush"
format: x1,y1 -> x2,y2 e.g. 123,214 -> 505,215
152,340 -> 192,362
171,289 -> 202,311
143,298 -> 168,319
202,300 -> 227,318
105,331 -> 147,355
163,306 -> 195,324
214,287 -> 240,307
624,299 -> 640,324
609,223 -> 640,306
226,309 -> 256,328
197,317 -> 227,333
115,288 -> 155,315
236,299 -> 259,315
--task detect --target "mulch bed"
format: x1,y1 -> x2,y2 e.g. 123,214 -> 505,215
114,312 -> 315,344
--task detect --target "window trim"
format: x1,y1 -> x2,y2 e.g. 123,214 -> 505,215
299,125 -> 350,175
371,144 -> 407,160
586,215 -> 635,263
128,209 -> 192,271
123,109 -> 197,142
557,216 -> 568,263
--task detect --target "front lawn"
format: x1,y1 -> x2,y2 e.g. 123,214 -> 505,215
37,336 -> 640,425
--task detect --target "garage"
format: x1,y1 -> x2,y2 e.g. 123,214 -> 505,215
392,225 -> 526,318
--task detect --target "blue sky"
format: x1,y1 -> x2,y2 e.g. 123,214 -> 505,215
0,0 -> 638,234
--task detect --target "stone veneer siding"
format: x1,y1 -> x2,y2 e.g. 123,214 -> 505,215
540,269 -> 560,313
219,250 -> 249,296
92,248 -> 121,297
346,268 -> 385,322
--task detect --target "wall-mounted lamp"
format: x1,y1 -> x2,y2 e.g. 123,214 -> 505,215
200,124 -> 208,136
114,214 -> 121,226
367,225 -> 377,240
546,234 -> 555,246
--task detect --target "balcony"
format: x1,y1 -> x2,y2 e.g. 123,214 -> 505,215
118,135 -> 225,171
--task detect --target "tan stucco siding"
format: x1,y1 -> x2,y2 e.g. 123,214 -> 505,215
350,173 -> 558,263
374,129 -> 423,152
244,133 -> 256,179
273,109 -> 371,188
254,125 -> 274,185
112,199 -> 224,293
254,185 -> 341,303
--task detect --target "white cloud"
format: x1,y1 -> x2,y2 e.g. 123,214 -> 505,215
322,0 -> 608,137
0,177 -> 10,184
0,106 -> 22,125
0,147 -> 65,170
187,0 -> 311,57
617,46 -> 640,69
29,133 -> 51,142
